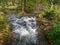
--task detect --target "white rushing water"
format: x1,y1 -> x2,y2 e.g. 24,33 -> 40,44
8,14 -> 37,45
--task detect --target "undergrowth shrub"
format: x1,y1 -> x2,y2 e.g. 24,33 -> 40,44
47,22 -> 60,45
44,10 -> 56,20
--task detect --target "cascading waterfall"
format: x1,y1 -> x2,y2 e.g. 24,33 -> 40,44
8,14 -> 38,45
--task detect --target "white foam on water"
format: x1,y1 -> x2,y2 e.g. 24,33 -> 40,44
8,15 -> 37,45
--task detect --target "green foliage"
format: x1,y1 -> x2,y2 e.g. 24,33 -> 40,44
43,9 -> 56,20
54,39 -> 60,45
47,22 -> 60,45
25,0 -> 36,12
0,0 -> 22,10
39,0 -> 60,4
0,15 -> 9,40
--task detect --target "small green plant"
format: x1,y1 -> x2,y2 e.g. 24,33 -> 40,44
47,22 -> 60,45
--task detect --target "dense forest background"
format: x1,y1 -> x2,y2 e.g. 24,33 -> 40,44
0,0 -> 60,45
